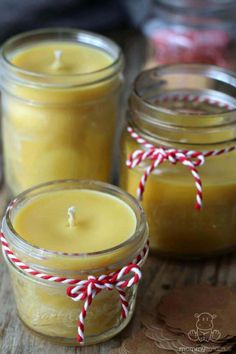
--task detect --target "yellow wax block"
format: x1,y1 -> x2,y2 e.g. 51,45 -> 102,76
2,37 -> 122,195
13,189 -> 136,254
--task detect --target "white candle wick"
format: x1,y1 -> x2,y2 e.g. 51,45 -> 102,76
51,50 -> 63,70
55,50 -> 62,62
68,206 -> 77,227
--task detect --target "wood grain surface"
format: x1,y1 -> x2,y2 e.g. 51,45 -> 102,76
0,30 -> 236,354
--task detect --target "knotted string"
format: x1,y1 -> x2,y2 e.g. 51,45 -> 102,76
1,232 -> 149,344
66,264 -> 142,342
127,126 -> 236,210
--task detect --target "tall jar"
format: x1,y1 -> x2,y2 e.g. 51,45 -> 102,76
120,64 -> 236,258
1,180 -> 148,345
143,0 -> 236,69
0,29 -> 123,196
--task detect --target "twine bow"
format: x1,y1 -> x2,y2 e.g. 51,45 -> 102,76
1,231 -> 148,344
67,264 -> 141,343
127,126 -> 236,210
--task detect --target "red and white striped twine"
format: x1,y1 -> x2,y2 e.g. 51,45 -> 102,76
154,93 -> 234,110
126,95 -> 236,210
0,232 -> 149,344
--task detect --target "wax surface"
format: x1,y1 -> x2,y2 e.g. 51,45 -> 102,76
12,42 -> 112,74
13,190 -> 136,253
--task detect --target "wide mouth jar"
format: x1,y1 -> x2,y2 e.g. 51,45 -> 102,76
121,64 -> 236,258
2,180 -> 148,345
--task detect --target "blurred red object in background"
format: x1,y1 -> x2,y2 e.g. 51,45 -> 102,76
143,0 -> 236,69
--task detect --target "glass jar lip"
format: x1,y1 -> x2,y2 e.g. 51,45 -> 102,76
1,28 -> 124,87
3,179 -> 146,260
154,0 -> 236,12
132,63 -> 236,119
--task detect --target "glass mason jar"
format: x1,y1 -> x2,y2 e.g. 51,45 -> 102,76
0,29 -> 123,196
120,64 -> 236,258
1,180 -> 148,345
143,0 -> 236,69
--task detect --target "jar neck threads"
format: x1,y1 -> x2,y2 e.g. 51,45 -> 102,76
128,64 -> 236,147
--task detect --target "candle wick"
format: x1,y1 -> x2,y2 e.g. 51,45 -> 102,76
51,50 -> 63,70
55,50 -> 62,61
68,206 -> 76,227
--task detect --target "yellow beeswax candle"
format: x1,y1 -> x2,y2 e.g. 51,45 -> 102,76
1,29 -> 123,195
2,180 -> 148,345
120,64 -> 236,258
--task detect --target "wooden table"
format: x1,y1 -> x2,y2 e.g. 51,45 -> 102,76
0,29 -> 236,354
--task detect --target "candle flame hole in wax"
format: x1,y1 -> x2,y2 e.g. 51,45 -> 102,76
68,206 -> 76,227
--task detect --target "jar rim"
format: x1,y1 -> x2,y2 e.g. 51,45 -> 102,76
2,179 -> 147,260
131,63 -> 236,120
154,0 -> 236,12
1,28 -> 124,88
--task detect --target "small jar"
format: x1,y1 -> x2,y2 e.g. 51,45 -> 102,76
1,180 -> 148,345
120,64 -> 236,258
0,29 -> 123,196
143,0 -> 236,69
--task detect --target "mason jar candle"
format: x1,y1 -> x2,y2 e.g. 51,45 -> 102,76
120,64 -> 236,258
1,180 -> 148,345
1,29 -> 123,196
